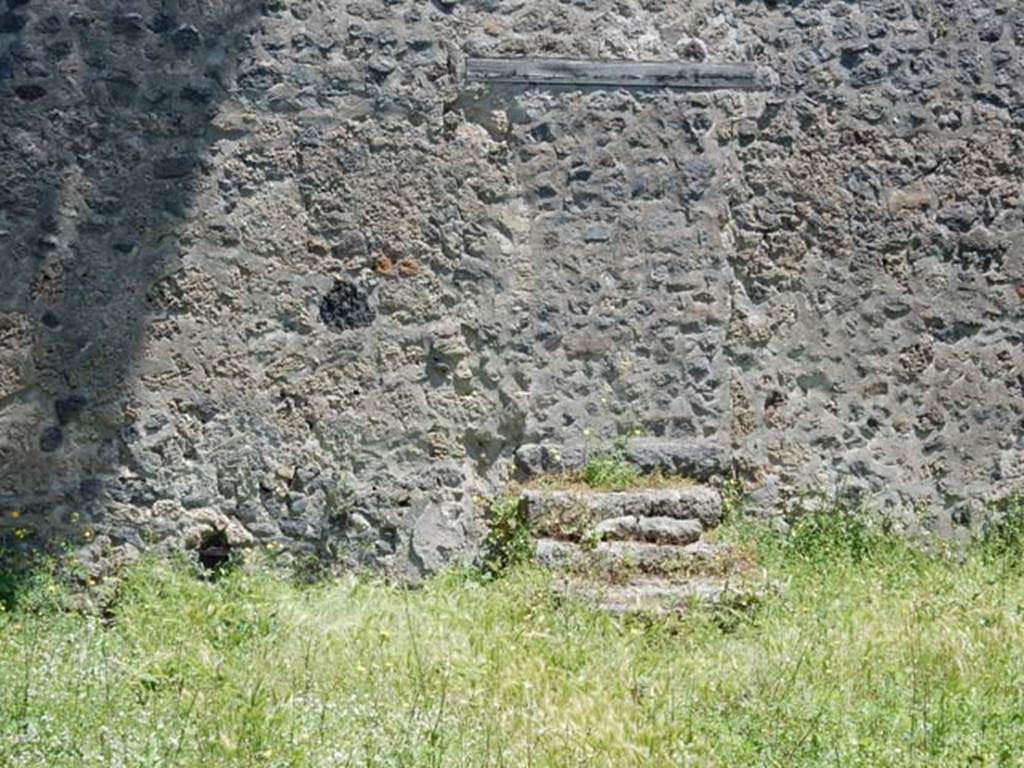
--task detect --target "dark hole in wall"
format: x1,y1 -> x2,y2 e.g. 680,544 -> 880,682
319,280 -> 375,332
39,426 -> 63,453
0,13 -> 27,34
765,391 -> 786,413
55,393 -> 87,425
196,529 -> 233,572
840,49 -> 866,71
13,84 -> 46,100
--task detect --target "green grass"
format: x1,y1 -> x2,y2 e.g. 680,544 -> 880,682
581,449 -> 641,491
480,495 -> 534,576
2,513 -> 1024,767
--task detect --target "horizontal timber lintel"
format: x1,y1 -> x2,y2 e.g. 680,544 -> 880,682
465,57 -> 770,92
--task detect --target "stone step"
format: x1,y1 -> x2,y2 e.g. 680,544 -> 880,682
554,576 -> 766,616
595,515 -> 703,545
515,438 -> 726,480
535,537 -> 731,577
521,487 -> 721,539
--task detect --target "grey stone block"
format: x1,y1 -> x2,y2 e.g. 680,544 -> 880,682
594,515 -> 637,540
625,439 -> 728,479
515,440 -> 727,480
522,487 -> 721,535
595,515 -> 703,545
636,516 -> 703,545
560,577 -> 768,616
534,537 -> 730,575
514,443 -> 588,476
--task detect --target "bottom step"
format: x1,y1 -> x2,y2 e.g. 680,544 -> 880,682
535,537 -> 739,577
552,576 -> 773,616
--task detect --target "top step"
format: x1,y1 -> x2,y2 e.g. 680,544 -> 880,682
515,438 -> 727,480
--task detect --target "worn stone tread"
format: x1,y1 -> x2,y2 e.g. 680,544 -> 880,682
522,486 -> 721,535
515,439 -> 727,480
625,438 -> 727,478
552,576 -> 769,616
535,537 -> 729,575
595,515 -> 704,544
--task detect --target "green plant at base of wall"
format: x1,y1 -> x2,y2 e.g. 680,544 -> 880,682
582,437 -> 640,491
719,475 -> 745,524
481,495 -> 534,576
979,491 -> 1024,565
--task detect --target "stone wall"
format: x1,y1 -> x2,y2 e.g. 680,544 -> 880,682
1,0 -> 1022,575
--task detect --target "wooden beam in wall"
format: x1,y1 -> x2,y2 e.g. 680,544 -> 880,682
465,57 -> 767,91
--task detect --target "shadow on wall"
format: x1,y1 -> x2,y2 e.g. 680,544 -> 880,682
0,1 -> 260,563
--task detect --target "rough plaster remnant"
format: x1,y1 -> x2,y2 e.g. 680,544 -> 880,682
1,0 -> 1023,576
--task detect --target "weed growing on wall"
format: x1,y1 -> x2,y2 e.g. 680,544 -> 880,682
323,477 -> 356,524
480,495 -> 534,576
979,491 -> 1024,566
719,475 -> 746,524
0,535 -> 88,615
786,497 -> 878,565
581,438 -> 640,491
